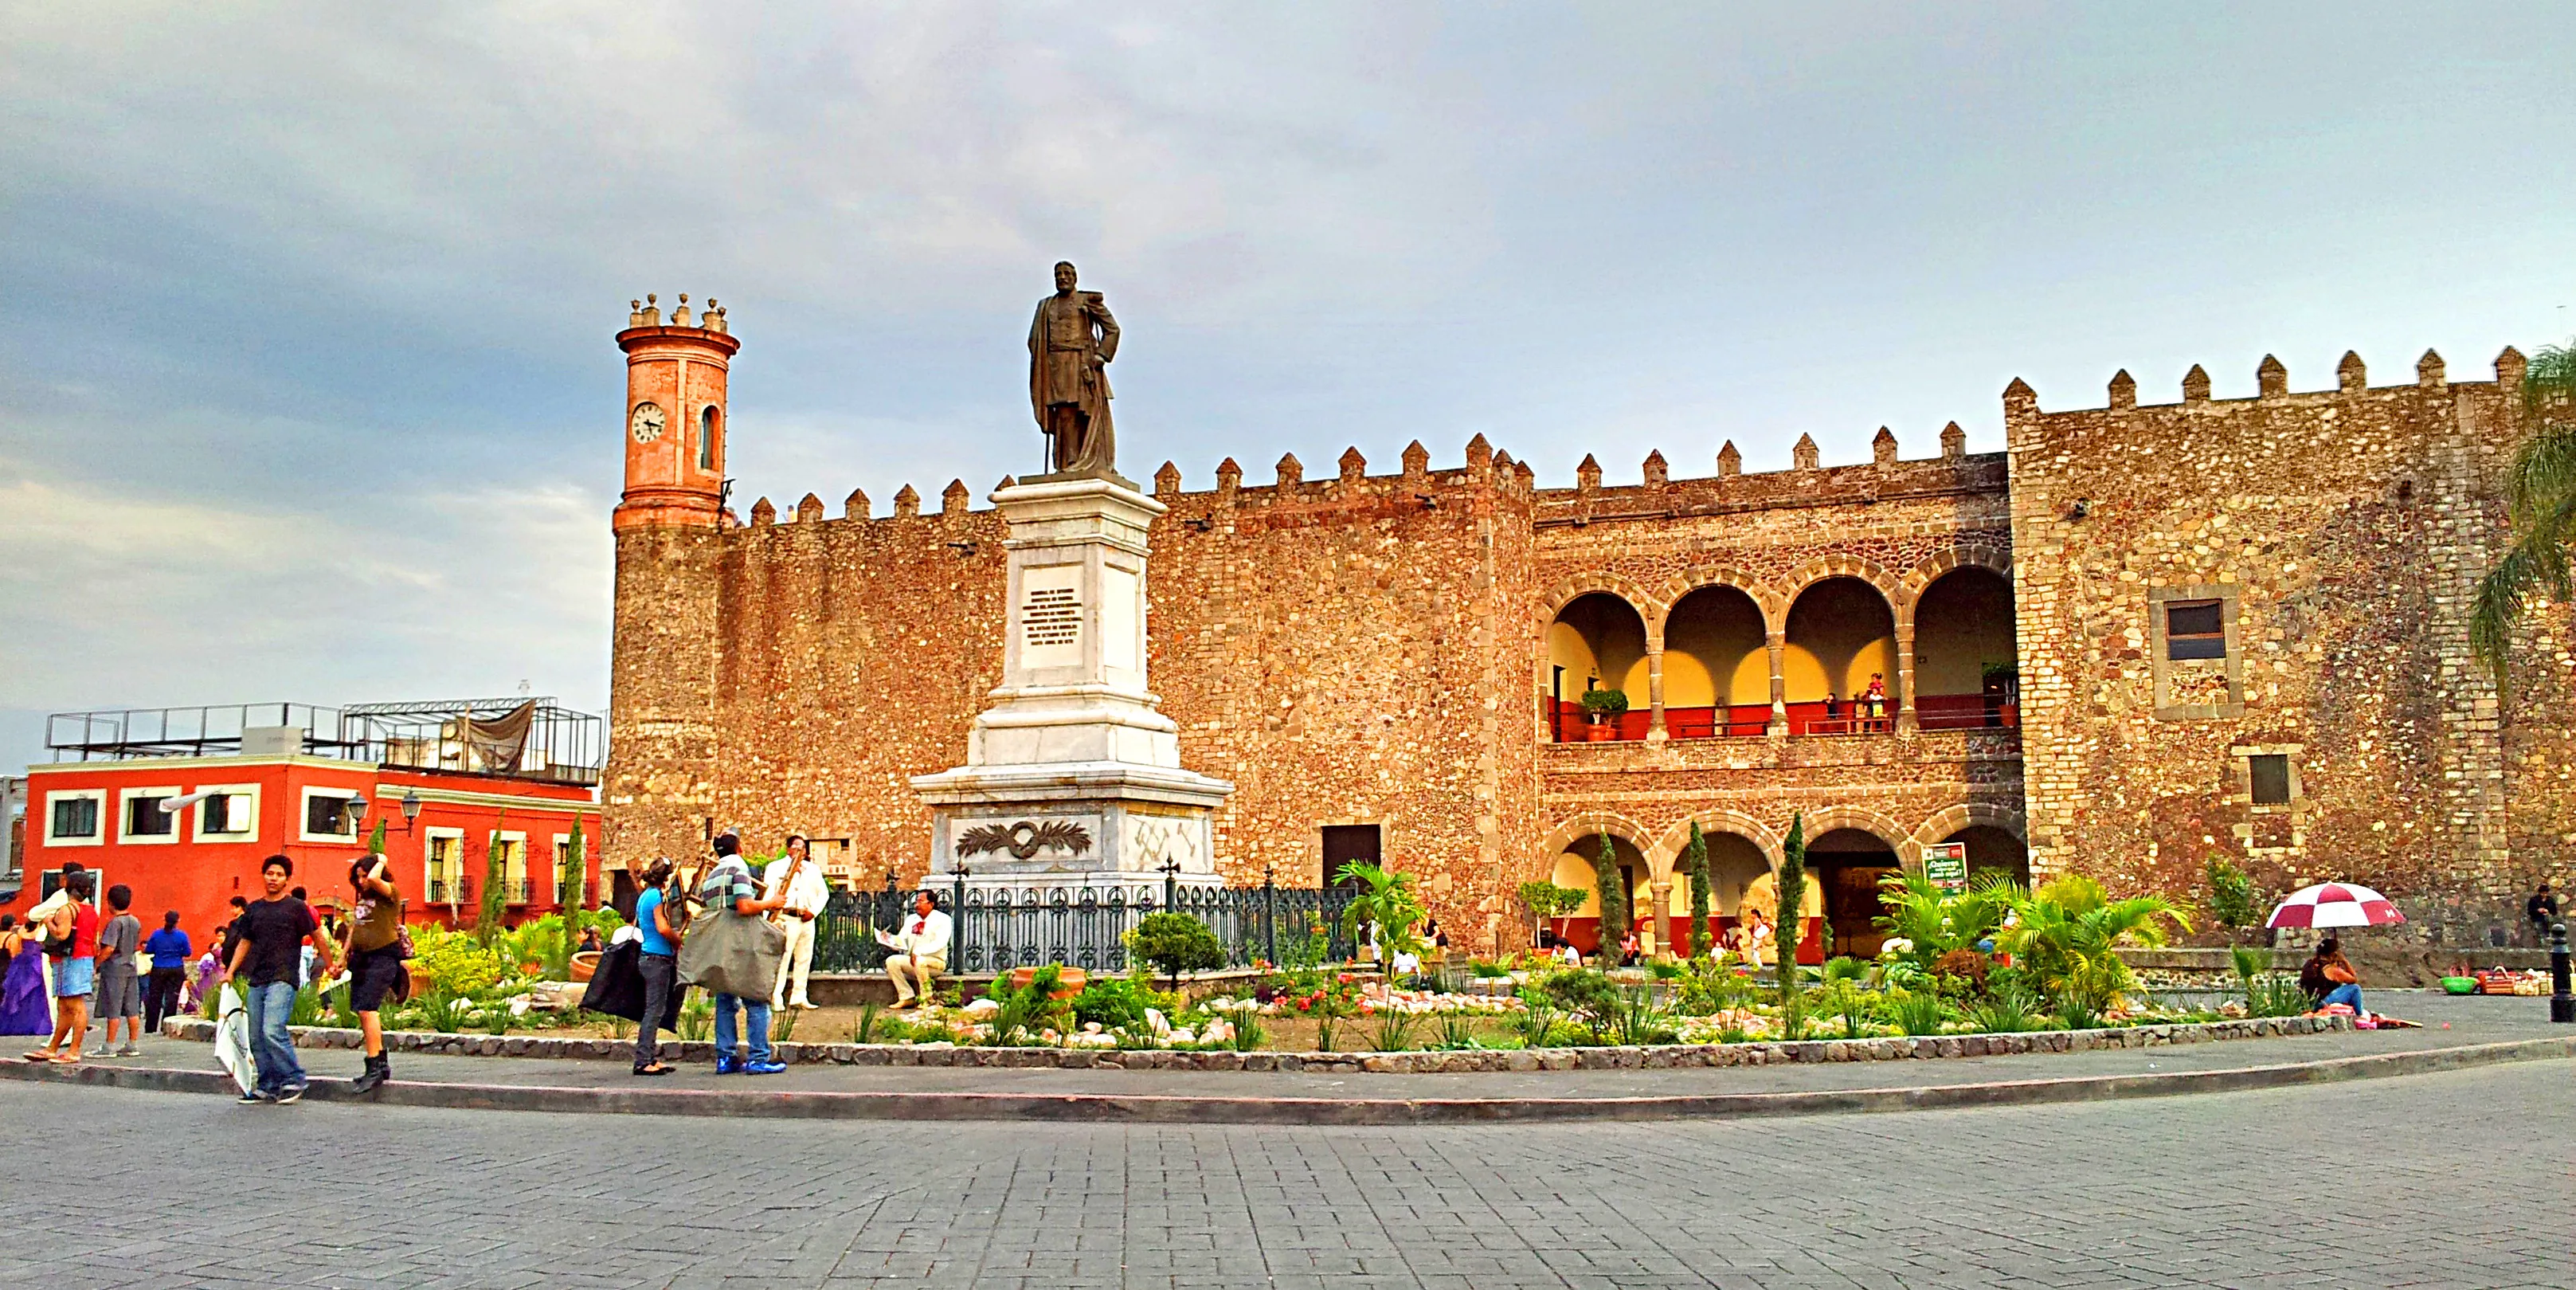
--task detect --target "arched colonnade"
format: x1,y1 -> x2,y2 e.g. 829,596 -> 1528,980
1535,802 -> 2029,963
1543,552 -> 2019,742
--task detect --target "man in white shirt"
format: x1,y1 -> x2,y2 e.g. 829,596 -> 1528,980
764,835 -> 830,1010
882,891 -> 952,1009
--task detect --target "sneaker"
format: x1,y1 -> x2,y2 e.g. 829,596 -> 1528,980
743,1061 -> 788,1076
115,1045 -> 139,1058
714,1056 -> 742,1076
275,1084 -> 305,1104
237,1089 -> 271,1104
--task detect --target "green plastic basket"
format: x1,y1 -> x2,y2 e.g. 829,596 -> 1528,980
2441,976 -> 2478,995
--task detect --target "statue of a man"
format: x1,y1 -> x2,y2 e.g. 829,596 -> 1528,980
1028,261 -> 1119,476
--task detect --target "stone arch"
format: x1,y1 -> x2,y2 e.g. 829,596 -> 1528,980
1649,810 -> 1786,876
1539,574 -> 1665,629
1793,805 -> 1916,865
1893,546 -> 2014,635
1648,564 -> 1784,635
1537,812 -> 1658,879
1779,554 -> 1901,610
1908,801 -> 2027,853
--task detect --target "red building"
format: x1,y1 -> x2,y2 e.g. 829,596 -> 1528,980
2,699 -> 603,949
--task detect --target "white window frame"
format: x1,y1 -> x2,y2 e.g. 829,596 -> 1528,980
117,785 -> 186,845
551,832 -> 574,905
43,789 -> 106,846
496,831 -> 530,904
192,782 -> 261,841
424,827 -> 466,906
297,786 -> 365,844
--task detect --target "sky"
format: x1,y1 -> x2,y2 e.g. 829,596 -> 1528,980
3,2 -> 2572,777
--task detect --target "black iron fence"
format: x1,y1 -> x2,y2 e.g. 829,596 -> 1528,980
812,872 -> 1357,974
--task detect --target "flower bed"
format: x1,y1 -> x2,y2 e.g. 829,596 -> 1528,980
164,1012 -> 2352,1073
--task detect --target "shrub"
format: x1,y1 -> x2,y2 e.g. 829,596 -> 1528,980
1579,687 -> 1629,719
1071,976 -> 1151,1032
1541,968 -> 1622,1045
1932,947 -> 1992,994
984,965 -> 1069,1046
1129,912 -> 1225,990
1511,983 -> 1562,1048
2207,857 -> 2261,931
1365,1008 -> 1421,1051
1889,988 -> 1948,1037
2231,945 -> 2310,1017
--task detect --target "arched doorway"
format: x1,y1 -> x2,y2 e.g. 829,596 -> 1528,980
1676,831 -> 1773,955
1912,567 -> 2018,729
1783,578 -> 1896,734
1547,593 -> 1649,741
1807,827 -> 1900,959
1549,833 -> 1648,954
1662,586 -> 1768,739
1944,825 -> 2030,887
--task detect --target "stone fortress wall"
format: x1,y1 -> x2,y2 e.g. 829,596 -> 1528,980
605,305 -> 2572,953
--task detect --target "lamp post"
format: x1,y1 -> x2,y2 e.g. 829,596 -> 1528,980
397,788 -> 422,832
2551,921 -> 2572,1024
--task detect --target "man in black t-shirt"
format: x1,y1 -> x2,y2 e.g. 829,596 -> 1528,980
221,856 -> 334,1104
2531,884 -> 2562,947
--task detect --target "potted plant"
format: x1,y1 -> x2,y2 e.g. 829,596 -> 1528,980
1579,686 -> 1629,741
1980,663 -> 2020,727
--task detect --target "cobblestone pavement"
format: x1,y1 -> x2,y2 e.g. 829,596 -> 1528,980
2,1058 -> 2570,1289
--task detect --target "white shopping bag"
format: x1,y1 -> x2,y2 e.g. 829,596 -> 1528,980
212,984 -> 255,1094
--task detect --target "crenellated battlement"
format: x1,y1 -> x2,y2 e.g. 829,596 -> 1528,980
2006,345 -> 2527,417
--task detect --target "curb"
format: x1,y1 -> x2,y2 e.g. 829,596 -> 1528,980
10,1036 -> 2570,1124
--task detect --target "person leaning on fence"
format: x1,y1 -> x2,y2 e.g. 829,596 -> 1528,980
884,891 -> 951,1010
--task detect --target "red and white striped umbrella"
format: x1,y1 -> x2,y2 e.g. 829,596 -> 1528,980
2267,882 -> 2405,929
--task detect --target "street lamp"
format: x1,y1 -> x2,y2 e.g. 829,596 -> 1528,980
398,787 -> 422,831
343,793 -> 370,837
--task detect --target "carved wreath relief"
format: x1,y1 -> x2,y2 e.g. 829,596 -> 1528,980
956,819 -> 1094,860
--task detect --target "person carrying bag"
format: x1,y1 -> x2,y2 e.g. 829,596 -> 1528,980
674,833 -> 791,1074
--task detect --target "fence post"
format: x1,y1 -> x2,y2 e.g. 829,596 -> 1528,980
953,866 -> 970,973
1263,868 -> 1279,966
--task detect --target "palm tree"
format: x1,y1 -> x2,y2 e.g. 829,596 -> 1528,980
1997,874 -> 2190,1017
1873,869 -> 2018,970
2472,340 -> 2576,687
1333,861 -> 1427,967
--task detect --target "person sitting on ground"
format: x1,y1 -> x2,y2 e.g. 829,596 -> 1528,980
1618,928 -> 1642,967
2529,882 -> 2561,947
2299,936 -> 2366,1016
577,927 -> 604,956
883,891 -> 951,1010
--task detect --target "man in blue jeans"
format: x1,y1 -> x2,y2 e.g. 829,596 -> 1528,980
697,834 -> 788,1075
222,855 -> 335,1104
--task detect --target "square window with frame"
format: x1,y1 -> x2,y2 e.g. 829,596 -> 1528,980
2249,754 -> 2292,806
124,793 -> 175,838
2165,600 -> 2227,660
45,790 -> 104,845
301,789 -> 362,841
195,786 -> 256,838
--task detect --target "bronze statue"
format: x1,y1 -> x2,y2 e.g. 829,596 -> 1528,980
1028,261 -> 1119,476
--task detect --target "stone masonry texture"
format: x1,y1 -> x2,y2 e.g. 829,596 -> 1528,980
605,328 -> 2572,951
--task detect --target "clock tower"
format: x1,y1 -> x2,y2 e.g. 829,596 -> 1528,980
614,292 -> 738,531
605,293 -> 739,874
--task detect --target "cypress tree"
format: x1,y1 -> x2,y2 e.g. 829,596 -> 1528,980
476,817 -> 510,947
1776,812 -> 1807,1034
1684,821 -> 1712,959
1593,830 -> 1628,963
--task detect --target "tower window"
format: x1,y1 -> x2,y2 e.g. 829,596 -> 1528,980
699,406 -> 719,470
2164,600 -> 2226,660
2248,754 -> 2292,806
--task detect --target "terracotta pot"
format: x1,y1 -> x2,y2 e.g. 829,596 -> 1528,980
1584,721 -> 1617,742
1005,965 -> 1089,1000
1998,703 -> 2019,728
570,951 -> 601,983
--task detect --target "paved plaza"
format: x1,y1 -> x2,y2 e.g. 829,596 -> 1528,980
2,1057 -> 2568,1289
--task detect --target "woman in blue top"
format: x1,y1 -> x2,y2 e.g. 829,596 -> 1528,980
631,860 -> 680,1076
143,912 -> 192,1035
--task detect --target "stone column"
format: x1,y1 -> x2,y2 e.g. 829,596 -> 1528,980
1766,631 -> 1789,735
1648,879 -> 1674,957
1894,628 -> 1918,735
1645,643 -> 1669,742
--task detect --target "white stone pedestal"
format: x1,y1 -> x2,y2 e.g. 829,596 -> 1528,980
911,475 -> 1232,893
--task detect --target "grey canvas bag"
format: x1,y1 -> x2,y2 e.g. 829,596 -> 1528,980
675,864 -> 785,998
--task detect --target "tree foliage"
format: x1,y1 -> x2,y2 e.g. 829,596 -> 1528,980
475,821 -> 509,947
1682,821 -> 1713,959
1995,874 -> 2192,1017
1335,861 -> 1428,966
2472,339 -> 2576,689
1776,813 -> 1807,1029
1592,831 -> 1630,958
1129,912 -> 1226,990
2205,856 -> 2261,931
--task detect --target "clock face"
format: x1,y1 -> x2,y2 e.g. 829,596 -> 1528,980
630,402 -> 666,443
